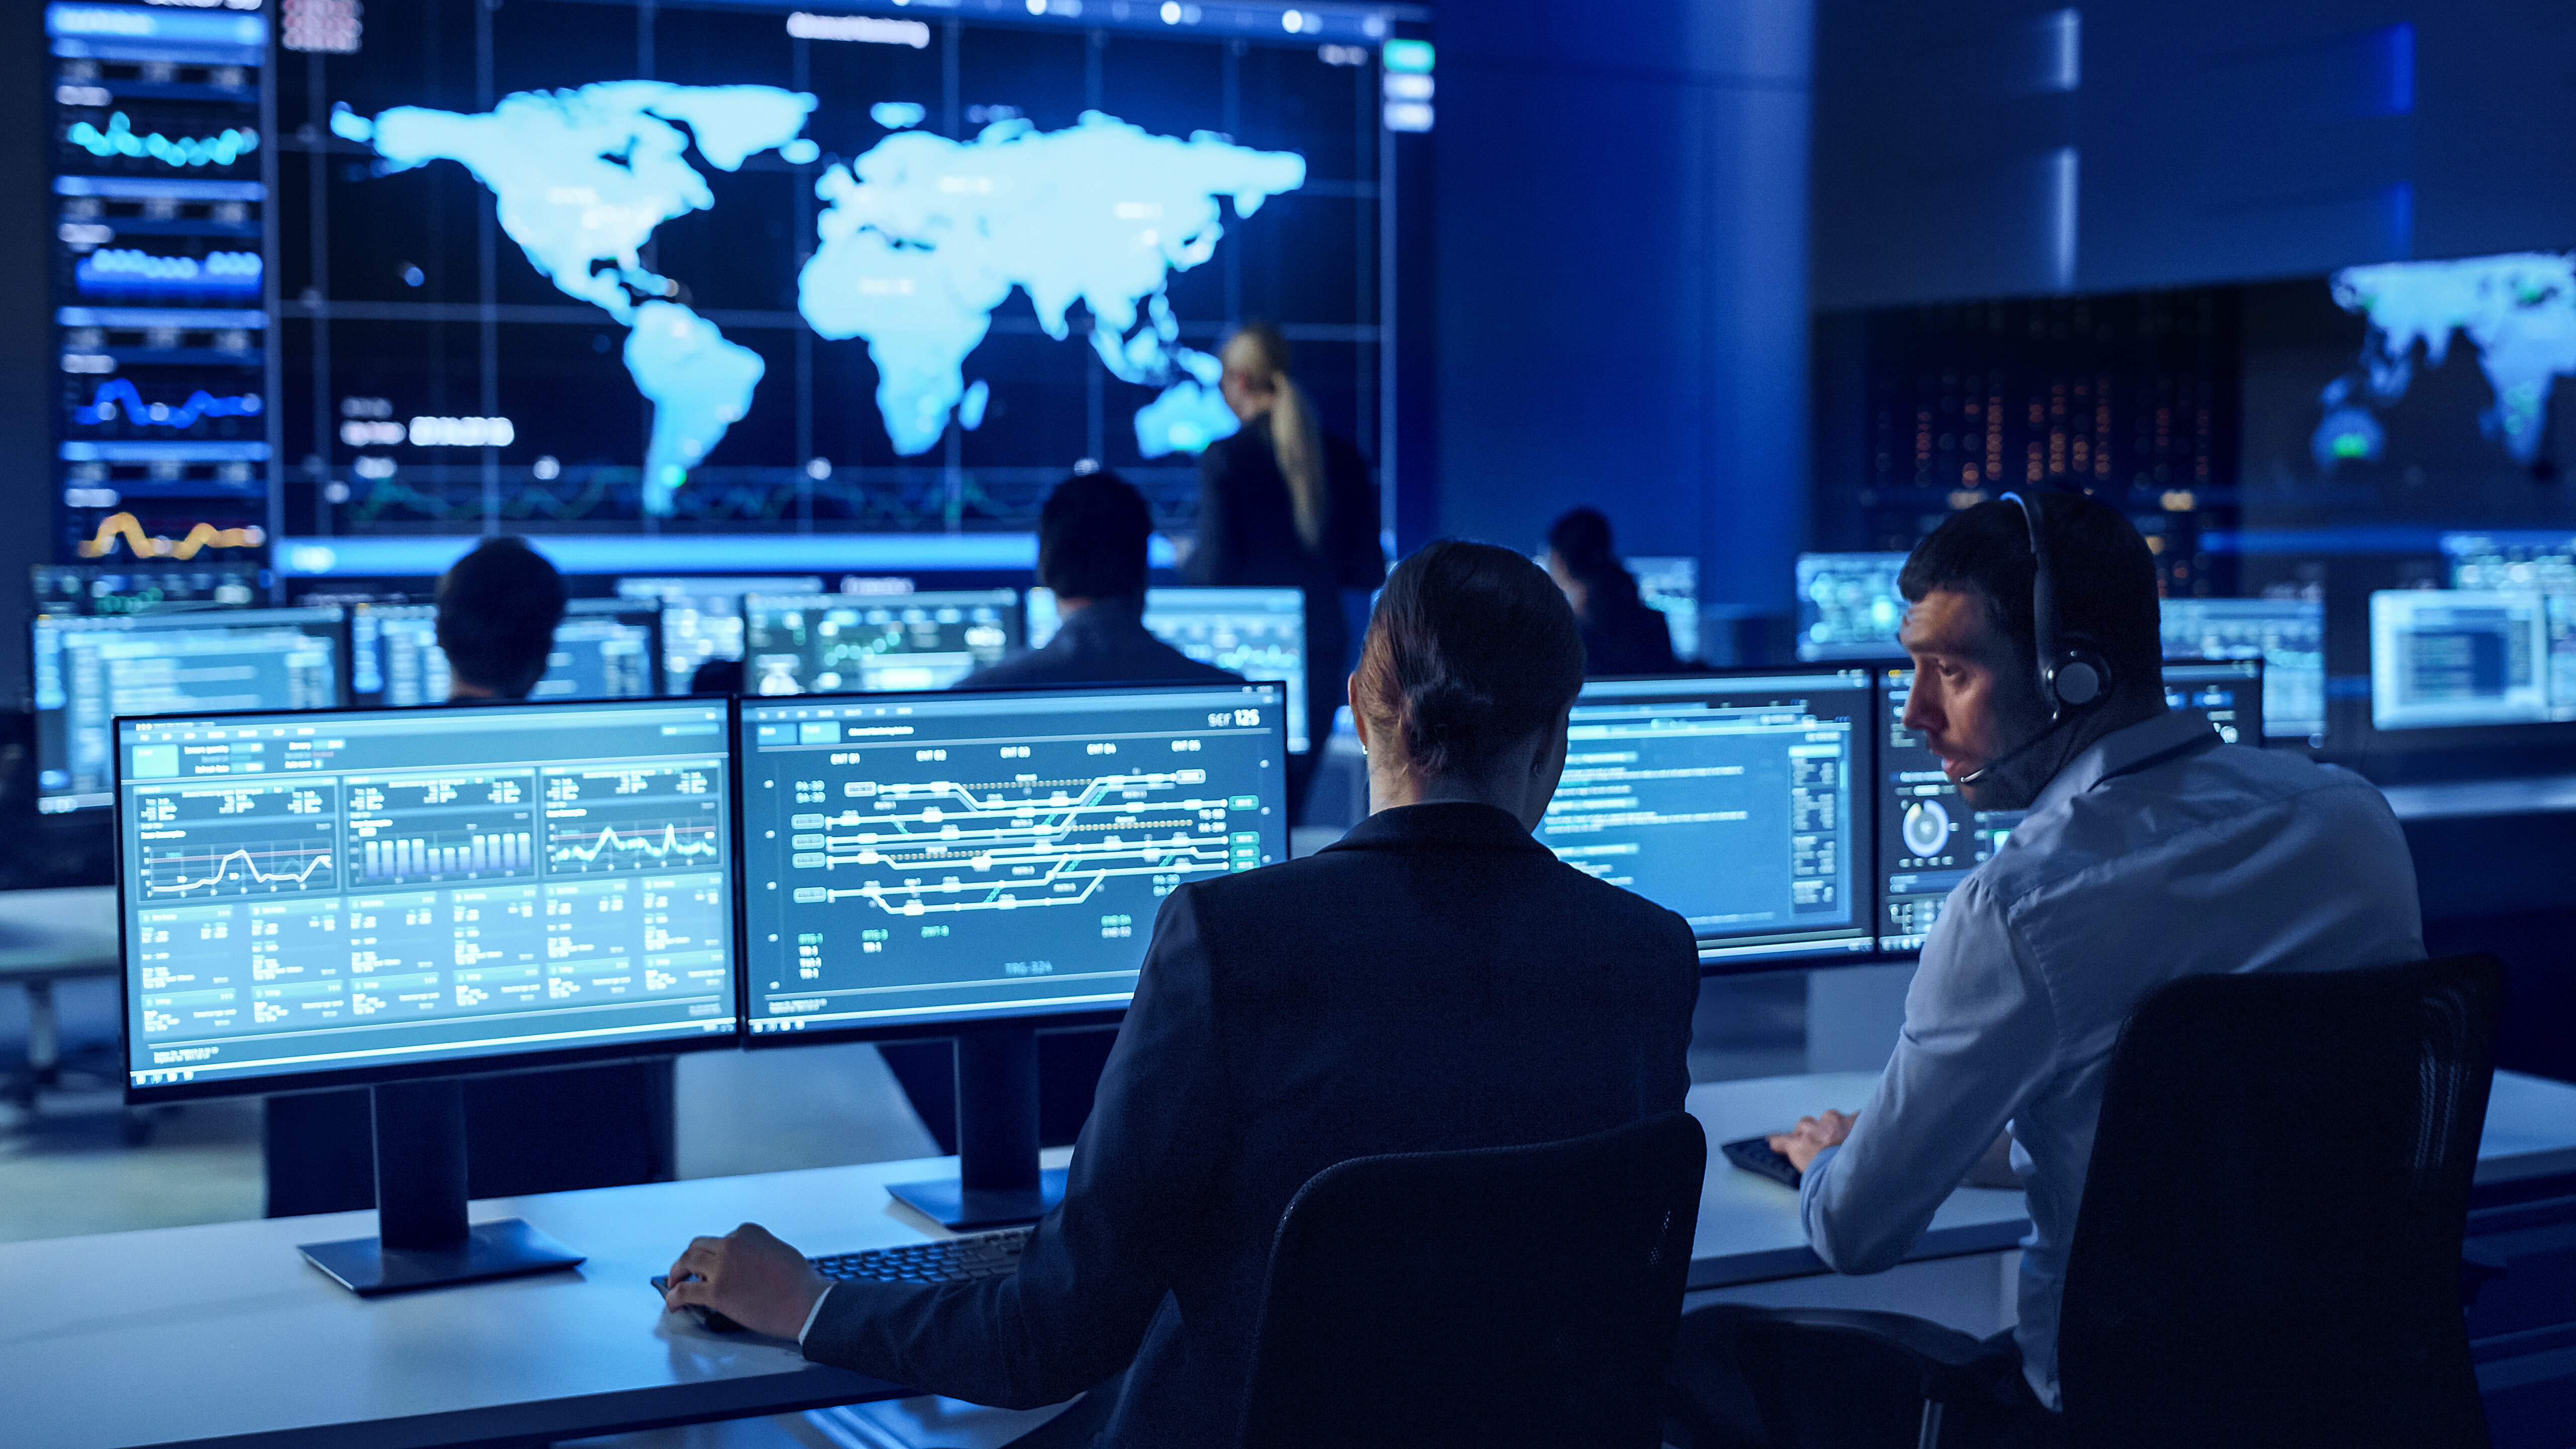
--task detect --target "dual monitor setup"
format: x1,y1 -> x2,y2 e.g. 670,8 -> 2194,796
33,580 -> 1315,813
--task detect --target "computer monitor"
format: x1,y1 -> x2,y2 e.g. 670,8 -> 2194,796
2369,589 -> 2557,730
1875,665 -> 2023,952
1538,671 -> 1877,969
2163,658 -> 2266,746
1628,556 -> 1700,662
1795,553 -> 1909,661
616,575 -> 825,687
2158,597 -> 2325,745
742,589 -> 1020,695
350,599 -> 664,706
2441,531 -> 2576,595
34,606 -> 349,813
118,697 -> 737,1292
1027,586 -> 1312,752
737,680 -> 1290,1227
32,563 -> 264,615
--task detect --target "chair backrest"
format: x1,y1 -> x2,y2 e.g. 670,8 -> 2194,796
2057,953 -> 2502,1449
1240,1109 -> 1708,1449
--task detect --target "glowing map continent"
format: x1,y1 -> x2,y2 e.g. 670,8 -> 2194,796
333,83 -> 819,513
2317,253 -> 2576,470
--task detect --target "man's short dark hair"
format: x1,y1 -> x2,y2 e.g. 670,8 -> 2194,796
1038,470 -> 1152,600
1898,492 -> 2162,686
436,536 -> 566,698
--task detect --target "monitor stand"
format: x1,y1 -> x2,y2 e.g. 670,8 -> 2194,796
298,1079 -> 586,1296
888,1024 -> 1068,1232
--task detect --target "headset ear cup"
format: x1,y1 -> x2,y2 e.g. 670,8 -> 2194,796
2056,654 -> 2108,707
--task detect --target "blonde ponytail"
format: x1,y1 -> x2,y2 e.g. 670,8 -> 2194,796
1223,321 -> 1329,552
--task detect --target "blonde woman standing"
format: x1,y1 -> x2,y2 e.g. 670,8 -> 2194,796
1187,322 -> 1388,810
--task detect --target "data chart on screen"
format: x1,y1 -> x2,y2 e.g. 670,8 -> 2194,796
119,700 -> 736,1092
739,683 -> 1288,1035
1539,672 -> 1875,965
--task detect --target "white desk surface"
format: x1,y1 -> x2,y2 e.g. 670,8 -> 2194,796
10,1069 -> 2576,1448
0,886 -> 117,981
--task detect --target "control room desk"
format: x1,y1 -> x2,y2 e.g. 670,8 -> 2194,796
11,1069 -> 2576,1448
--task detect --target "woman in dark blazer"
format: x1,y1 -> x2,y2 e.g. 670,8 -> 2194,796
667,541 -> 1701,1447
1185,322 -> 1388,802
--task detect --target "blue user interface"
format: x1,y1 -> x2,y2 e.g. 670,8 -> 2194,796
35,606 -> 349,813
2369,590 -> 2558,731
1028,587 -> 1311,752
1876,666 -> 2022,953
1540,671 -> 1875,965
119,699 -> 737,1093
352,599 -> 662,706
1795,553 -> 1910,661
616,576 -> 826,687
744,590 -> 1020,695
2158,597 -> 2325,744
739,682 -> 1290,1035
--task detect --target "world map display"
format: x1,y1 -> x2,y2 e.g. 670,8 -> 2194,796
331,84 -> 1305,515
2314,252 -> 2576,472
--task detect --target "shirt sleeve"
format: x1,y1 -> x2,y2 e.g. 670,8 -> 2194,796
1799,875 -> 2059,1274
798,887 -> 1227,1407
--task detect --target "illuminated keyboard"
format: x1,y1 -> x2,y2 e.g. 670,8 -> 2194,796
812,1227 -> 1032,1284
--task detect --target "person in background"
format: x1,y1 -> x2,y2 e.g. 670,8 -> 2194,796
688,657 -> 745,696
1187,321 -> 1388,804
664,541 -> 1698,1448
1667,493 -> 2423,1445
435,535 -> 567,701
972,470 -> 1242,690
1545,507 -> 1679,676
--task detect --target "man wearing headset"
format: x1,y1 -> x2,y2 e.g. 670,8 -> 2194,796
1683,493 -> 2422,1443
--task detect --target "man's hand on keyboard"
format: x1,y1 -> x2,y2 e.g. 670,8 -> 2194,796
1769,1109 -> 1858,1174
664,1223 -> 830,1340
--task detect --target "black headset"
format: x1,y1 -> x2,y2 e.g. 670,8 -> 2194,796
2003,490 -> 2112,719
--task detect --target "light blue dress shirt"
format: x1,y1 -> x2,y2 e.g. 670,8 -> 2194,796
1798,708 -> 2424,1409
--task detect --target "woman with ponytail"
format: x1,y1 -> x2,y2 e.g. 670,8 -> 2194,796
1189,321 -> 1387,808
667,542 -> 1697,1448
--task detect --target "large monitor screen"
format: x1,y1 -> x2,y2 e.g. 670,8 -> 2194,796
350,599 -> 663,706
2157,597 -> 2325,745
744,590 -> 1020,695
35,606 -> 348,813
616,576 -> 825,688
738,682 -> 1289,1037
1539,671 -> 1876,968
33,565 -> 264,616
119,699 -> 737,1096
1028,586 -> 1312,752
1795,553 -> 1908,662
2369,590 -> 2560,731
1875,666 -> 2022,953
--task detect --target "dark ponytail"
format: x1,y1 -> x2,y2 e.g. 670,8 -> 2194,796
1354,540 -> 1586,779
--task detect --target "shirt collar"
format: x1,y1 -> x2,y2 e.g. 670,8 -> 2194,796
1053,594 -> 1149,646
2027,708 -> 2210,816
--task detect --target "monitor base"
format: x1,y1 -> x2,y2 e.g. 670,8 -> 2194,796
299,1218 -> 586,1297
888,1169 -> 1068,1232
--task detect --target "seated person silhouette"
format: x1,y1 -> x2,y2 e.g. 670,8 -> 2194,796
1545,507 -> 1679,676
967,469 -> 1240,690
436,535 -> 567,701
664,540 -> 1701,1447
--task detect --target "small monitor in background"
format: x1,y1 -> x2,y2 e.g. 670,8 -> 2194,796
32,563 -> 264,615
742,590 -> 1020,695
1027,586 -> 1311,753
2441,531 -> 2576,594
1626,556 -> 1700,662
2162,658 -> 2266,746
351,599 -> 662,706
615,576 -> 825,687
2369,590 -> 2556,731
1795,553 -> 1909,661
1540,671 -> 1876,968
2157,597 -> 2325,746
33,606 -> 349,813
1876,665 -> 2022,952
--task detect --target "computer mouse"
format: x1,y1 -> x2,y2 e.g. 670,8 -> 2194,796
650,1274 -> 747,1334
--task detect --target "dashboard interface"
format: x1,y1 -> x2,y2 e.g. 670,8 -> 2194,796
744,591 -> 1020,696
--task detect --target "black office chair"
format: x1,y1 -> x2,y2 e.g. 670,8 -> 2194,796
1665,953 -> 2504,1449
1238,1109 -> 1707,1449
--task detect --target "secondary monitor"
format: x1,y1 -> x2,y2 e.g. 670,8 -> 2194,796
2441,531 -> 2576,595
350,599 -> 664,706
2163,658 -> 2266,745
117,696 -> 736,1291
1538,671 -> 1876,968
1795,553 -> 1909,661
743,590 -> 1021,696
34,606 -> 349,813
2158,597 -> 2325,745
1027,586 -> 1312,752
616,576 -> 825,687
2369,589 -> 2558,731
1628,556 -> 1701,662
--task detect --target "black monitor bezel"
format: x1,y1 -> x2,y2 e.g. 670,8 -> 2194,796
115,694 -> 747,1107
1564,666 -> 1882,976
732,677 -> 1291,1049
